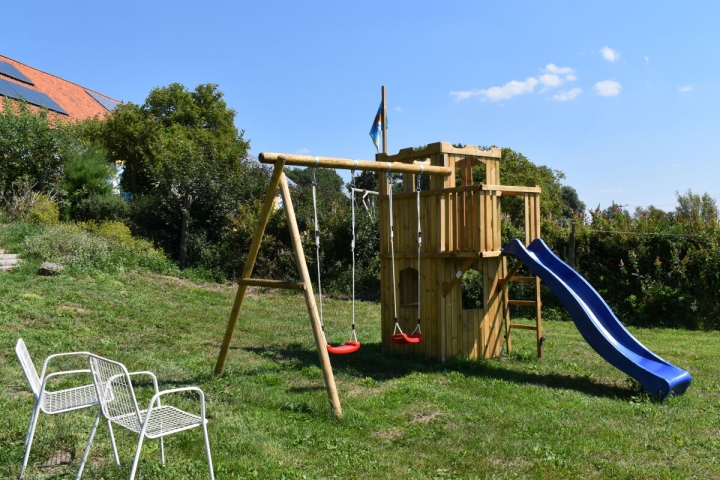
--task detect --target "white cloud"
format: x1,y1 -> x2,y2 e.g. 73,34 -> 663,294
601,46 -> 620,62
552,88 -> 582,101
544,63 -> 574,75
644,55 -> 650,65
395,106 -> 403,112
450,64 -> 576,101
450,89 -> 481,101
679,85 -> 693,92
297,148 -> 311,154
602,187 -> 624,193
539,64 -> 577,90
539,74 -> 563,88
451,77 -> 538,102
594,80 -> 622,96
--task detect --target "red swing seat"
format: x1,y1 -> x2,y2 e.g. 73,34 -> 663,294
326,341 -> 361,355
390,333 -> 424,345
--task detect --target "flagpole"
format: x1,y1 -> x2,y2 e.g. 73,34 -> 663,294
381,85 -> 387,154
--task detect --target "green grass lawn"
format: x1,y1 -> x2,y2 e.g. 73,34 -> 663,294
1,270 -> 719,479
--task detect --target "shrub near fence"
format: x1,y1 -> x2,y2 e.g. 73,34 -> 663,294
541,212 -> 720,330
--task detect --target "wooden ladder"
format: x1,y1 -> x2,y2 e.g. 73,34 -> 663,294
499,259 -> 544,358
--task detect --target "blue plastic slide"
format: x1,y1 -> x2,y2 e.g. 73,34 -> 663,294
502,238 -> 691,399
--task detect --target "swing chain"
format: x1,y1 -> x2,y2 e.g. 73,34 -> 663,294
412,166 -> 423,336
386,168 -> 399,330
311,160 -> 324,333
350,164 -> 357,340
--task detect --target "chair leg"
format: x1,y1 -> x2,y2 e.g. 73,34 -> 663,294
129,435 -> 146,480
75,410 -> 102,480
19,402 -> 41,479
106,420 -> 120,466
202,423 -> 215,480
23,405 -> 38,447
159,436 -> 165,465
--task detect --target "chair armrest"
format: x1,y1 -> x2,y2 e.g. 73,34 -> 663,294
39,351 -> 94,379
41,369 -> 94,392
145,386 -> 207,419
127,371 -> 160,407
127,371 -> 159,388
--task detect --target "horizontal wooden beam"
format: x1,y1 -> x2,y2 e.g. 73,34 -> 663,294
481,184 -> 541,194
259,152 -> 452,176
238,278 -> 305,291
385,183 -> 541,200
380,251 -> 501,259
508,300 -> 537,307
510,324 -> 539,331
377,142 -> 502,163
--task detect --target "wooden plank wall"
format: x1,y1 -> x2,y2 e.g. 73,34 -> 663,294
481,256 -> 505,357
378,147 -> 514,361
524,191 -> 541,245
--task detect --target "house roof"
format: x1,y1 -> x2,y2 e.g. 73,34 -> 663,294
0,54 -> 120,122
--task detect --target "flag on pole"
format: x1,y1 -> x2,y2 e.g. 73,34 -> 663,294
369,102 -> 383,152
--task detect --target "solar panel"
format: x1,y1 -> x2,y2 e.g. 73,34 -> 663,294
0,79 -> 19,98
3,79 -> 42,104
86,90 -> 119,112
0,61 -> 34,85
0,78 -> 67,115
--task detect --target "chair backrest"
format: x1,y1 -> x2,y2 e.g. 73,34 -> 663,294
16,339 -> 41,397
88,355 -> 142,429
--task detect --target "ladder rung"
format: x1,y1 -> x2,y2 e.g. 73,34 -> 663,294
508,300 -> 537,307
238,278 -> 305,290
510,324 -> 538,331
509,276 -> 536,282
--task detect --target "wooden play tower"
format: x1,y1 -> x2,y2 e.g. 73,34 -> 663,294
376,142 -> 543,362
214,142 -> 544,416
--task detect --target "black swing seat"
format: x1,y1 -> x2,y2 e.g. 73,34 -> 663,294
390,333 -> 424,345
326,341 -> 361,355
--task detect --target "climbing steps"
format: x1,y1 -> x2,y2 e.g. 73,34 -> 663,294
0,249 -> 21,272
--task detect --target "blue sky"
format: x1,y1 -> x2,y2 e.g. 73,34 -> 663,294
3,1 -> 718,213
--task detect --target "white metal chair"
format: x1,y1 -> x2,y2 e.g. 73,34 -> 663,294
15,338 -> 113,479
77,354 -> 214,479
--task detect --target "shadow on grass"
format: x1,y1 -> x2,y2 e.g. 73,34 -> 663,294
238,342 -> 640,401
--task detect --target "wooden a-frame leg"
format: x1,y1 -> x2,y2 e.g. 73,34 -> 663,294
279,174 -> 343,417
215,160 -> 286,375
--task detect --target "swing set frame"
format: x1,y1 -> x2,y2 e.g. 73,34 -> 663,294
214,142 -> 544,417
214,153 -> 451,417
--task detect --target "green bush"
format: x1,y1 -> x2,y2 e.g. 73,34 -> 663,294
72,193 -> 130,222
538,206 -> 720,330
26,193 -> 60,225
61,145 -> 113,198
20,222 -> 178,276
73,193 -> 129,222
0,98 -> 81,196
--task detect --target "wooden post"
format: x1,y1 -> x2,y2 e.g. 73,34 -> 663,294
381,85 -> 387,154
568,222 -> 576,268
279,173 -> 343,417
215,160 -> 286,375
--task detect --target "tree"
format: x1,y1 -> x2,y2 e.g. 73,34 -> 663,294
471,147 -> 568,226
633,205 -> 669,225
561,185 -> 586,220
0,98 -> 81,197
100,83 -> 261,269
284,166 -> 347,221
675,189 -> 718,226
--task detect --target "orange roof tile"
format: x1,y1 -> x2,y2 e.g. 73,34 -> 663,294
0,54 -> 120,122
